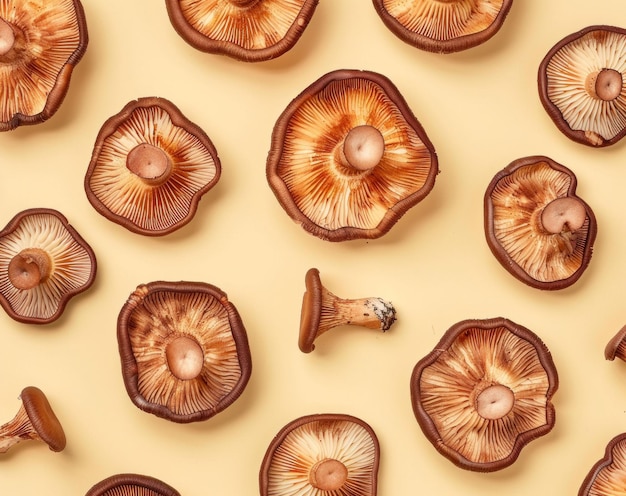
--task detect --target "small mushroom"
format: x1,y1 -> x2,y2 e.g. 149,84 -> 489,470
604,325 -> 626,361
372,0 -> 514,54
0,387 -> 66,453
299,268 -> 396,353
267,69 -> 438,242
538,25 -> 626,147
0,0 -> 88,131
0,208 -> 97,324
260,413 -> 380,496
410,317 -> 558,472
579,432 -> 626,495
86,474 -> 180,496
117,280 -> 252,423
484,155 -> 597,290
85,97 -> 221,236
165,0 -> 320,62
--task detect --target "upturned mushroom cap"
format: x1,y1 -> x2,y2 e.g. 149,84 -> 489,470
0,0 -> 88,131
85,97 -> 221,236
165,0 -> 320,62
299,268 -> 396,353
267,69 -> 438,242
117,281 -> 252,423
260,413 -> 380,496
411,317 -> 558,472
539,25 -> 626,147
579,432 -> 626,495
484,156 -> 597,290
372,0 -> 514,54
604,325 -> 626,361
0,386 -> 66,453
0,208 -> 97,324
85,473 -> 181,496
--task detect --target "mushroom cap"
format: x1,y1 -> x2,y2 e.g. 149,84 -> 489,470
20,386 -> 66,452
0,208 -> 97,324
410,317 -> 558,472
85,97 -> 221,236
604,325 -> 626,361
372,0 -> 514,54
267,69 -> 438,242
85,473 -> 181,496
0,0 -> 88,131
299,268 -> 323,353
538,25 -> 626,147
260,413 -> 380,495
165,0 -> 320,62
117,280 -> 252,423
484,155 -> 597,290
579,432 -> 626,495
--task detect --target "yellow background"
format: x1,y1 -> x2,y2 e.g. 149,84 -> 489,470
2,0 -> 626,494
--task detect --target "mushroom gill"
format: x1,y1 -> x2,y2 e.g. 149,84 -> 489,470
411,317 -> 558,472
117,281 -> 252,423
85,97 -> 221,236
0,0 -> 88,130
86,473 -> 181,496
539,25 -> 626,147
579,433 -> 626,495
267,69 -> 438,241
260,413 -> 380,496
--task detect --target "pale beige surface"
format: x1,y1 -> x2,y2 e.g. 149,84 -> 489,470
1,0 -> 626,494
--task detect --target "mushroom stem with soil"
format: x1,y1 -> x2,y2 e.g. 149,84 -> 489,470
0,387 -> 66,453
298,268 -> 396,353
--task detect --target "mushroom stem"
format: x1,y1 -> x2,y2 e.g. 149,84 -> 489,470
340,125 -> 385,172
165,335 -> 205,381
0,17 -> 15,57
8,248 -> 52,290
475,384 -> 515,420
126,143 -> 173,185
587,68 -> 623,101
0,405 -> 38,453
309,458 -> 349,491
229,0 -> 260,7
540,196 -> 587,234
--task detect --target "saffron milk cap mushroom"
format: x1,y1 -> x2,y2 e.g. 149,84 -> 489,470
0,0 -> 88,130
267,69 -> 438,242
0,208 -> 97,324
117,281 -> 252,423
539,25 -> 626,147
260,413 -> 380,496
410,317 -> 558,472
0,387 -> 66,454
299,268 -> 396,353
484,156 -> 597,290
165,0 -> 320,62
85,474 -> 181,496
372,0 -> 514,54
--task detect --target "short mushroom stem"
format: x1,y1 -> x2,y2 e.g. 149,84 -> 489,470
126,143 -> 173,185
540,196 -> 587,234
0,17 -> 15,57
475,384 -> 515,420
309,458 -> 348,491
0,405 -> 37,453
8,248 -> 52,290
341,125 -> 385,172
165,335 -> 205,381
587,68 -> 623,101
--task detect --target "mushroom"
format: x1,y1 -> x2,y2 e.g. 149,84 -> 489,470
579,432 -> 626,495
538,25 -> 626,147
86,474 -> 180,496
164,0 -> 320,62
0,208 -> 97,324
604,325 -> 626,361
267,69 -> 438,242
410,317 -> 558,472
0,0 -> 88,131
299,268 -> 396,353
372,0 -> 514,54
0,387 -> 66,453
260,413 -> 380,496
117,280 -> 252,423
85,97 -> 221,236
484,155 -> 597,290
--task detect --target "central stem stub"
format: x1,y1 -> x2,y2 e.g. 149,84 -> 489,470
540,196 -> 586,234
595,68 -> 623,101
8,248 -> 51,290
342,125 -> 385,171
166,336 -> 204,381
126,143 -> 172,185
0,17 -> 15,57
475,384 -> 515,420
309,458 -> 348,491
